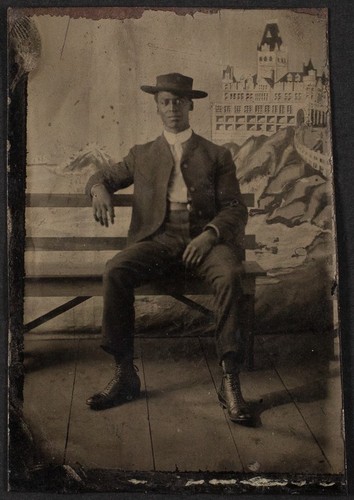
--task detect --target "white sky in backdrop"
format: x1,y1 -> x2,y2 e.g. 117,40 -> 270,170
27,9 -> 328,164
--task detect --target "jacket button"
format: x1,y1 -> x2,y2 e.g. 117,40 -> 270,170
198,210 -> 203,216
190,186 -> 196,192
182,162 -> 188,169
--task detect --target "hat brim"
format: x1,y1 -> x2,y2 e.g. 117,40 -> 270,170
140,85 -> 208,99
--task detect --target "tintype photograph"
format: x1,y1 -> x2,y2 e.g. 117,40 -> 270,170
7,5 -> 346,494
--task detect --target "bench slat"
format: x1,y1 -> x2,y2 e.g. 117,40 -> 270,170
25,234 -> 257,251
24,259 -> 266,278
25,260 -> 266,297
26,192 -> 255,207
25,277 -> 257,298
243,260 -> 267,276
25,236 -> 127,251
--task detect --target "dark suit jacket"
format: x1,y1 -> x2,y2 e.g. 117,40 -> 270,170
86,132 -> 248,251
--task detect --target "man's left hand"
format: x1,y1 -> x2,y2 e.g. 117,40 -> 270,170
182,229 -> 218,268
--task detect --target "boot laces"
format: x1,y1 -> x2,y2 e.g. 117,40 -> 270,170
102,376 -> 120,395
225,373 -> 246,407
102,363 -> 138,395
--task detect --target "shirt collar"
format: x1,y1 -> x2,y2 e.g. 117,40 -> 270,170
163,127 -> 193,145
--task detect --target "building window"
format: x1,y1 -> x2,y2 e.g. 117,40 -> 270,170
287,105 -> 292,114
259,56 -> 263,61
224,106 -> 231,113
255,105 -> 263,113
244,105 -> 253,113
264,105 -> 270,113
279,105 -> 285,113
215,105 -> 223,113
264,56 -> 267,61
269,56 -> 273,61
271,105 -> 278,113
234,105 -> 241,113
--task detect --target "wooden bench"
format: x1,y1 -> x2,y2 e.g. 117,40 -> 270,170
24,192 -> 266,370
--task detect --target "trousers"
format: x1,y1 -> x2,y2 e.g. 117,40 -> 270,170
101,210 -> 245,365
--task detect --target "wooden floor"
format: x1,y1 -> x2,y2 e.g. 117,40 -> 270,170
23,332 -> 344,474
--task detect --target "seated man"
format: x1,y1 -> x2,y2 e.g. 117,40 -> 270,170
85,72 -> 253,426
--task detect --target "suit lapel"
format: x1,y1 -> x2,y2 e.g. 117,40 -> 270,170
181,131 -> 198,161
146,135 -> 175,195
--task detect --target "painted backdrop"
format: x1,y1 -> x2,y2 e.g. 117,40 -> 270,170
23,8 -> 336,337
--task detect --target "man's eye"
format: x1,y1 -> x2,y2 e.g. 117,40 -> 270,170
160,99 -> 183,106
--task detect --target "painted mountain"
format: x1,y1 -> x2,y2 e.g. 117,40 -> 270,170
224,126 -> 335,335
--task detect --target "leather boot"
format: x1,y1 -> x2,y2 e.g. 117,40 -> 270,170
86,358 -> 141,411
218,360 -> 254,426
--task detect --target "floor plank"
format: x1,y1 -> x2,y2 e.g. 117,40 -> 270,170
201,337 -> 333,474
22,334 -> 344,476
258,334 -> 345,474
64,339 -> 153,470
23,339 -> 79,465
140,337 -> 243,472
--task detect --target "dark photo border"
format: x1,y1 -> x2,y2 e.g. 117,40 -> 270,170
1,0 -> 354,498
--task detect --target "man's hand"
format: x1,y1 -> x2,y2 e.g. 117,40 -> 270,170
92,184 -> 115,227
182,229 -> 218,268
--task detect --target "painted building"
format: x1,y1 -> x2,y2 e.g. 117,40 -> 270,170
212,21 -> 329,145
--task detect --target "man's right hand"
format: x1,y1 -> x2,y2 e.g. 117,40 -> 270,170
91,184 -> 115,227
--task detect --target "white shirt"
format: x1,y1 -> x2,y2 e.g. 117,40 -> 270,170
163,128 -> 193,203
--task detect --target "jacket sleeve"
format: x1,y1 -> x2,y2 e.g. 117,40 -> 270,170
207,147 -> 248,244
85,147 -> 136,197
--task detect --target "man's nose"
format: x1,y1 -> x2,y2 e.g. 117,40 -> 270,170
167,100 -> 178,111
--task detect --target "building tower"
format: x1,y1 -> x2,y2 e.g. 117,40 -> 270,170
257,20 -> 288,82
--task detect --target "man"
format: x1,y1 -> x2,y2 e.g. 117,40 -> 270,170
85,73 -> 253,426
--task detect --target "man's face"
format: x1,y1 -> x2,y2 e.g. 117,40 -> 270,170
156,91 -> 192,133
